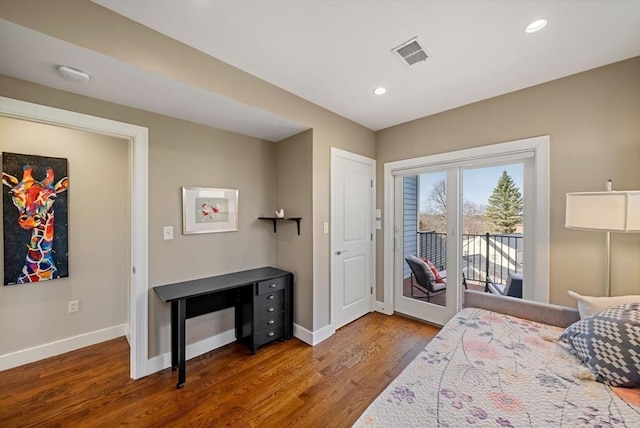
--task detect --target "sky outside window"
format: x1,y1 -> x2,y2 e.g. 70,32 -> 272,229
419,163 -> 523,210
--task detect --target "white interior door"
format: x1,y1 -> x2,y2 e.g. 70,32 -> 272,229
331,148 -> 374,329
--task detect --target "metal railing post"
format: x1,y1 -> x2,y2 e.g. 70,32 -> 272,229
485,233 -> 490,291
419,230 -> 521,287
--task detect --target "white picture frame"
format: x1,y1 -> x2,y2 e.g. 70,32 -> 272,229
182,187 -> 239,234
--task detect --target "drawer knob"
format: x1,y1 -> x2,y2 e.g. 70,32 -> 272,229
267,320 -> 275,325
267,307 -> 275,312
267,295 -> 275,300
267,332 -> 275,337
269,283 -> 277,288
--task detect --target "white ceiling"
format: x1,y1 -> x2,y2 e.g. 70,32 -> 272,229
0,20 -> 307,141
94,0 -> 640,130
2,1 -> 639,140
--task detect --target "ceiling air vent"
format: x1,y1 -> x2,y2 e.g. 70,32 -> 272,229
392,37 -> 428,67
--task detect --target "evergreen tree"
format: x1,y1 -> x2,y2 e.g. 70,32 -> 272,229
485,171 -> 523,233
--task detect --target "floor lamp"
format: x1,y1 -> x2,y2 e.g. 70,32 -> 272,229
565,180 -> 640,297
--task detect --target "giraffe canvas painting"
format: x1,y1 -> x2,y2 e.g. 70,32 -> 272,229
2,152 -> 69,285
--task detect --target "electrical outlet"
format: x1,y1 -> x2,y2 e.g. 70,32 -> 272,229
68,300 -> 79,313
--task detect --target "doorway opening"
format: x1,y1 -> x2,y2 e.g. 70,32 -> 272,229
0,97 -> 149,379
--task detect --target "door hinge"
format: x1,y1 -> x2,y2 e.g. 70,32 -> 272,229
370,233 -> 373,241
132,266 -> 136,274
370,180 -> 373,188
370,286 -> 373,294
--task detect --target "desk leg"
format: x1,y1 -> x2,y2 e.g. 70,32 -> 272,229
171,301 -> 178,371
176,298 -> 186,389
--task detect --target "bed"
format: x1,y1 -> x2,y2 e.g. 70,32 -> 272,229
355,290 -> 639,427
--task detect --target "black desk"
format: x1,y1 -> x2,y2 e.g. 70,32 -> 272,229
154,267 -> 293,388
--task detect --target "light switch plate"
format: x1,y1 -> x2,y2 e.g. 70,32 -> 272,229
323,222 -> 329,234
375,209 -> 381,218
163,226 -> 174,240
376,220 -> 381,229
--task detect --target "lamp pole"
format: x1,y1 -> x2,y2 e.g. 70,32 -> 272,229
605,179 -> 612,297
605,231 -> 610,297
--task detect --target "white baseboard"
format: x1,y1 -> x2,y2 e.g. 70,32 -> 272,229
375,300 -> 393,315
311,324 -> 335,345
0,324 -> 127,371
145,328 -> 236,375
293,323 -> 313,345
146,325 -> 327,376
293,323 -> 335,346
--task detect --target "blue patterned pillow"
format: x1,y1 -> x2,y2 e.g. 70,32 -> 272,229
559,302 -> 640,388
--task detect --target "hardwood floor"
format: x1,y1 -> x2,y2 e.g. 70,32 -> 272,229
0,312 -> 439,427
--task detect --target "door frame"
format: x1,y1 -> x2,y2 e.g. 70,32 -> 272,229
383,136 -> 549,318
0,96 -> 149,379
330,147 -> 376,330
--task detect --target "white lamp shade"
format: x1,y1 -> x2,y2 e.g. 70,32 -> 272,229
565,191 -> 640,232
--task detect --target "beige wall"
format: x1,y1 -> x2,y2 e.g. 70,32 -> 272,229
0,116 -> 128,354
0,0 -> 640,355
0,76 -> 278,357
275,130 -> 313,330
146,114 -> 277,357
376,57 -> 640,307
0,0 -> 376,332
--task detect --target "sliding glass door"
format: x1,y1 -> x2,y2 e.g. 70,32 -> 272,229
461,163 -> 525,297
394,168 -> 460,325
388,136 -> 548,326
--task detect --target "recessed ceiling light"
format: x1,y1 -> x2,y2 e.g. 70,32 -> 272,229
374,87 -> 386,95
525,19 -> 548,33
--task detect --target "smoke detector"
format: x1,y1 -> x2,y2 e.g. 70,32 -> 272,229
391,37 -> 428,67
56,65 -> 91,84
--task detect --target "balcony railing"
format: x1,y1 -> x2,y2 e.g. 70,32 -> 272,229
417,231 -> 523,286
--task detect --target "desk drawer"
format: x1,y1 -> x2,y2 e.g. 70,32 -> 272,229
255,289 -> 283,308
255,299 -> 284,319
255,324 -> 284,347
257,276 -> 288,295
255,316 -> 282,332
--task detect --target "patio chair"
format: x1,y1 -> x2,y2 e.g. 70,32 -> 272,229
405,255 -> 446,302
487,272 -> 523,298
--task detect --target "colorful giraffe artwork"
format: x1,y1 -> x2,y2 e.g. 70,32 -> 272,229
2,152 -> 69,285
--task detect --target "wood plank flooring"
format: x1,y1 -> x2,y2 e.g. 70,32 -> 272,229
0,312 -> 439,427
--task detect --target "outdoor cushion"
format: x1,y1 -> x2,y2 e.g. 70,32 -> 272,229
421,257 -> 446,283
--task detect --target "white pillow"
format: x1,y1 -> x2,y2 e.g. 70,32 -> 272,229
567,290 -> 640,319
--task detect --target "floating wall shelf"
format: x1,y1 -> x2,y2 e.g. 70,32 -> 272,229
258,217 -> 302,235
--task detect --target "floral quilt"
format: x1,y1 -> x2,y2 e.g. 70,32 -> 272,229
355,307 -> 640,427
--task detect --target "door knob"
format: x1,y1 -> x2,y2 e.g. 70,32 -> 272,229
336,250 -> 348,255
